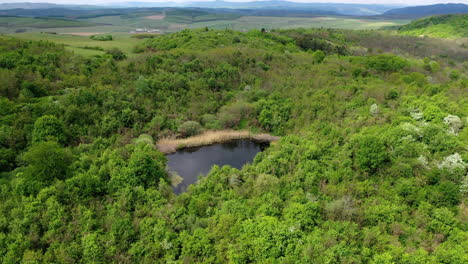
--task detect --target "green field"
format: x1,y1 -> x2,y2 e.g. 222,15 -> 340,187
1,13 -> 409,35
8,32 -> 144,56
185,16 -> 409,31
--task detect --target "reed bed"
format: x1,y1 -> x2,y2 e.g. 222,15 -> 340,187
157,130 -> 279,154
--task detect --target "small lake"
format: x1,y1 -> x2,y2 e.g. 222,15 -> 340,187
167,139 -> 269,194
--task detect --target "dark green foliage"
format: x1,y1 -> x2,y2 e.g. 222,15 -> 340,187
353,134 -> 388,172
364,54 -> 408,72
21,141 -> 71,183
127,144 -> 167,187
106,48 -> 126,60
90,34 -> 113,41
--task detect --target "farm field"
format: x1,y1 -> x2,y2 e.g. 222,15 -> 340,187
1,13 -> 409,57
1,13 -> 409,34
184,16 -> 409,31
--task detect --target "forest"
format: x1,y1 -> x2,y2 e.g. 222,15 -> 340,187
0,26 -> 467,263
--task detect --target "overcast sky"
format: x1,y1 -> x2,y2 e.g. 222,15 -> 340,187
0,0 -> 467,5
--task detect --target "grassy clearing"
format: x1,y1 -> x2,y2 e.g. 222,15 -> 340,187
157,130 -> 279,154
9,32 -> 143,56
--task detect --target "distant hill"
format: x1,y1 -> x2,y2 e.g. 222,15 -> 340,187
398,14 -> 468,38
0,7 -> 165,18
0,2 -> 58,10
107,1 -> 402,16
0,2 -> 99,10
383,3 -> 468,19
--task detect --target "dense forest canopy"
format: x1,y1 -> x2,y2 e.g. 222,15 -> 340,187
398,14 -> 468,38
0,27 -> 467,263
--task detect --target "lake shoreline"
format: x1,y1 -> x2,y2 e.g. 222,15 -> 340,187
156,130 -> 279,154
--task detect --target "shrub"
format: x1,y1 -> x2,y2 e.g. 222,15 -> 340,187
313,50 -> 326,64
365,54 -> 408,72
90,35 -> 113,41
106,48 -> 127,61
178,121 -> 202,137
201,114 -> 220,129
218,102 -> 254,129
131,34 -> 157,39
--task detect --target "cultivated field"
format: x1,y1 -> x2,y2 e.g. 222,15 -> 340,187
1,11 -> 409,57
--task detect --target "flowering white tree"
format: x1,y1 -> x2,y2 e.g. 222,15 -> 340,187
370,104 -> 379,116
443,115 -> 462,135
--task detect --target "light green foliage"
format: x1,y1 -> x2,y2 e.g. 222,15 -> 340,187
313,50 -> 326,64
256,97 -> 291,134
128,144 -> 166,185
399,14 -> 468,38
178,121 -> 202,137
32,115 -> 66,144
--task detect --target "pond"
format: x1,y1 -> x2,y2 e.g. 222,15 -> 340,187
167,139 -> 269,194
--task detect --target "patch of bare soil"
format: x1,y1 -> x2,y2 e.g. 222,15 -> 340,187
144,15 -> 165,20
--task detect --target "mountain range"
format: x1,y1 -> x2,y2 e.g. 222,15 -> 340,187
0,2 -> 467,18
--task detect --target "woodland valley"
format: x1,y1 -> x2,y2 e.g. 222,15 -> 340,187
0,1 -> 467,263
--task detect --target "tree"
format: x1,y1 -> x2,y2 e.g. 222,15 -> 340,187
82,233 -> 104,263
32,115 -> 66,144
313,50 -> 326,64
127,144 -> 166,187
353,134 -> 387,172
106,48 -> 126,61
256,98 -> 291,134
22,141 -> 72,183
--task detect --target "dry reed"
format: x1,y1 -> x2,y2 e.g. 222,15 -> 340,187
157,130 -> 279,154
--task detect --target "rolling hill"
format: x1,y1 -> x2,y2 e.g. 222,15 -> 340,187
383,3 -> 468,19
0,2 -> 99,10
398,14 -> 468,38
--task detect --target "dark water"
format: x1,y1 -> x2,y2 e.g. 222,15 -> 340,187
167,139 -> 269,194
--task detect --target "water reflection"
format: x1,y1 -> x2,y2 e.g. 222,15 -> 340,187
166,139 -> 269,194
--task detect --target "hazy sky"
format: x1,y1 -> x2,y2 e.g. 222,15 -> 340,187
0,0 -> 467,5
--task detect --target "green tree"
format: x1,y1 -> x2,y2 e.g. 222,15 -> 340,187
127,144 -> 166,187
353,134 -> 388,172
82,233 -> 104,264
22,141 -> 72,183
32,115 -> 66,144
